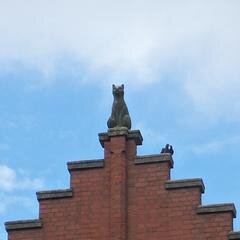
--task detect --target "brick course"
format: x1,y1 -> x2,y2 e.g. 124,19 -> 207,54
5,129 -> 240,240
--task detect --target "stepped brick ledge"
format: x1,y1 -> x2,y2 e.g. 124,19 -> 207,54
165,178 -> 205,193
67,159 -> 104,171
197,203 -> 236,217
5,219 -> 42,231
135,153 -> 174,168
229,231 -> 240,240
37,188 -> 73,200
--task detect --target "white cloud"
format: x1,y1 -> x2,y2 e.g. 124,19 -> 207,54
0,165 -> 44,216
0,165 -> 15,191
0,165 -> 44,191
0,1 -> 240,115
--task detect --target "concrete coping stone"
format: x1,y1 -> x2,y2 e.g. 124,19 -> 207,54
165,178 -> 205,193
98,129 -> 143,147
5,219 -> 42,231
67,159 -> 104,171
197,203 -> 236,218
229,231 -> 240,239
135,153 -> 174,168
37,188 -> 73,200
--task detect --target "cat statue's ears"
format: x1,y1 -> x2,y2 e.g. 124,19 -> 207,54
112,84 -> 124,89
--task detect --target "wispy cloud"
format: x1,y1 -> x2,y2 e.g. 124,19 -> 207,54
135,122 -> 167,143
0,143 -> 10,151
0,114 -> 37,130
0,165 -> 43,215
0,194 -> 33,214
0,165 -> 44,192
192,136 -> 240,155
0,119 -> 17,129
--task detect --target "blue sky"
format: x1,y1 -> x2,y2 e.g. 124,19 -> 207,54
1,1 -> 240,238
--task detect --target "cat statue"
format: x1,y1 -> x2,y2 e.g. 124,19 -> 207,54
107,84 -> 132,130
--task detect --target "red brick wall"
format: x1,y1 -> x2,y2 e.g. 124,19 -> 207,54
7,229 -> 42,240
6,132 -> 237,240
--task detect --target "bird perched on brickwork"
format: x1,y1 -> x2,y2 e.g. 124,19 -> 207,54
161,144 -> 174,155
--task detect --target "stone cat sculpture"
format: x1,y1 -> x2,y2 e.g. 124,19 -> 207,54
107,84 -> 132,130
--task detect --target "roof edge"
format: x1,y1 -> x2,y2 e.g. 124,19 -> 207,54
5,219 -> 42,231
135,153 -> 174,168
229,231 -> 240,240
165,178 -> 205,193
197,203 -> 236,218
67,159 -> 104,172
37,188 -> 73,200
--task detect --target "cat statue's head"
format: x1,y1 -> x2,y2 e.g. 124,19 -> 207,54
112,84 -> 124,98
